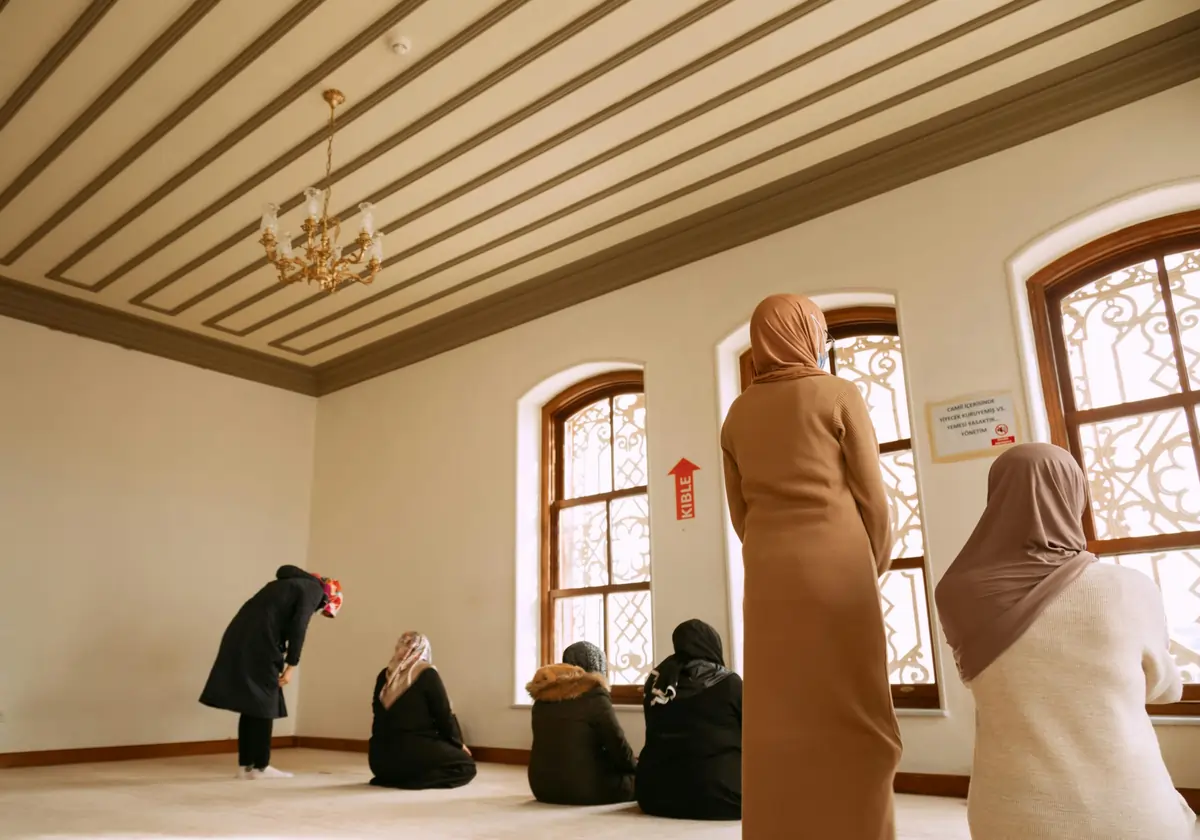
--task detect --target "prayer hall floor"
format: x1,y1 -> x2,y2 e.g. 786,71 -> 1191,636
3,748 -> 1192,838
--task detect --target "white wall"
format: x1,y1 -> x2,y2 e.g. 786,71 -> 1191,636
301,79 -> 1200,784
0,317 -> 317,753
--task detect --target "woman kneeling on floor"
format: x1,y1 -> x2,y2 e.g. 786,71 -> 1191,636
636,619 -> 742,821
368,632 -> 476,790
527,641 -> 637,805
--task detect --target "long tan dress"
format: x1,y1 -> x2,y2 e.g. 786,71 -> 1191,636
722,372 -> 901,839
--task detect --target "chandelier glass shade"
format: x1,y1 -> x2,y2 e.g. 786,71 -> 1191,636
258,89 -> 383,294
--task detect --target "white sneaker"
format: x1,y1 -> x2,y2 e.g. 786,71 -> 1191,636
250,766 -> 293,779
236,767 -> 256,780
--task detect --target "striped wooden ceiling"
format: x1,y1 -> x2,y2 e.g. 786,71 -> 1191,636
1,0 -> 1198,392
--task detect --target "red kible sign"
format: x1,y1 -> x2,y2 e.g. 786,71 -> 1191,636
669,458 -> 700,520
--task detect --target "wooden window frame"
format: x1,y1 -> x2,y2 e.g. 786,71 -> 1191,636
1027,209 -> 1200,716
541,370 -> 650,705
739,306 -> 941,709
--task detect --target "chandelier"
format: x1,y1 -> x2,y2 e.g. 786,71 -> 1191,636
258,89 -> 383,293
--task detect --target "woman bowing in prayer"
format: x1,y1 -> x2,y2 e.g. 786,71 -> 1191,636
936,442 -> 1194,839
636,619 -> 742,821
201,565 -> 342,779
721,294 -> 900,839
368,632 -> 476,790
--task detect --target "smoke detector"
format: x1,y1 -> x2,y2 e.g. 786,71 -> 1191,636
389,35 -> 412,56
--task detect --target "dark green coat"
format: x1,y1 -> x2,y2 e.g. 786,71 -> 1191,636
527,665 -> 636,805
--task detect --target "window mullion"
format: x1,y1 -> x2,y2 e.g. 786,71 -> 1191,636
1156,255 -> 1200,481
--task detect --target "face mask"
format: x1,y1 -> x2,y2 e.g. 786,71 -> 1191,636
811,313 -> 828,370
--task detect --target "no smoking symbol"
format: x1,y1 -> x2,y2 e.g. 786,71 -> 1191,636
995,423 -> 1009,437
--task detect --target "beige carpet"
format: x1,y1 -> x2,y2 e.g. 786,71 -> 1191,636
0,748 -> 970,838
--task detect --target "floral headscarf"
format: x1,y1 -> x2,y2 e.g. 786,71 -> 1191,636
379,632 -> 433,709
316,576 -> 342,618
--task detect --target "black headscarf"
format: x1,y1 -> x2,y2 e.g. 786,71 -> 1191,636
563,641 -> 606,675
646,619 -> 731,705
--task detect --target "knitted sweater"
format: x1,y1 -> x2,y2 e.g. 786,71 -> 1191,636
965,563 -> 1194,839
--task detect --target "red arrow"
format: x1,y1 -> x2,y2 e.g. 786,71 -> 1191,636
669,459 -> 700,520
669,458 -> 700,477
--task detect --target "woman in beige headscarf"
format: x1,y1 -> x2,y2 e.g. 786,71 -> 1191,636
368,632 -> 476,789
936,443 -> 1193,839
721,294 -> 900,839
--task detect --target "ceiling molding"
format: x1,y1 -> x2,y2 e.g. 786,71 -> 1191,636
0,276 -> 316,396
313,12 -> 1200,394
0,0 -> 222,219
0,0 -> 329,266
0,0 -> 117,136
41,0 -> 435,285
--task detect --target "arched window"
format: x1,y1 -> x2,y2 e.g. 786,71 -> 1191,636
1028,209 -> 1200,715
738,307 -> 939,709
541,370 -> 652,703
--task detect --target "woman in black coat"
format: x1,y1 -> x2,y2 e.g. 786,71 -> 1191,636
200,565 -> 342,778
369,632 -> 476,790
636,619 -> 742,820
527,641 -> 637,805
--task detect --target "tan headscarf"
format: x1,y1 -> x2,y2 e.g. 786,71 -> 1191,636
935,443 -> 1096,683
749,294 -> 831,383
379,631 -> 433,709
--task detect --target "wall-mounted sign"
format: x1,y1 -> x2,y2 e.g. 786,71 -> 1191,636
926,391 -> 1022,463
668,458 -> 700,520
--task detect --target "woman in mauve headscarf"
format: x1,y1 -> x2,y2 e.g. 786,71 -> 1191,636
721,294 -> 899,839
636,619 -> 742,821
368,632 -> 476,790
936,442 -> 1193,839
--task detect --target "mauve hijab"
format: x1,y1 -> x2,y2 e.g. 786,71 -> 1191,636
749,294 -> 830,383
935,443 -> 1096,683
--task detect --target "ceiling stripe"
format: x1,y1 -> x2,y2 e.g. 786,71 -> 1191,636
0,0 -> 222,218
314,16 -> 1200,391
1,0 -> 329,266
228,0 -> 1036,343
0,0 -> 118,136
43,0 -> 435,285
175,0 -> 827,319
266,0 -> 1144,354
131,0 -> 641,312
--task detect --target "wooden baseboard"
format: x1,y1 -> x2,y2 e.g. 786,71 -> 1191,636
5,736 -> 1197,809
0,735 -> 298,769
294,736 -> 367,754
893,772 -> 970,798
294,737 -> 527,767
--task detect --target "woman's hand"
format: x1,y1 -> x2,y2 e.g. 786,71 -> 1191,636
462,745 -> 472,757
279,665 -> 294,687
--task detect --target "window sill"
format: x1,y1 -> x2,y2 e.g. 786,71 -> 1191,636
895,708 -> 947,718
510,703 -> 643,714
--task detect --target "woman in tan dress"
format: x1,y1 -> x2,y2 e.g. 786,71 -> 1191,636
721,294 -> 901,839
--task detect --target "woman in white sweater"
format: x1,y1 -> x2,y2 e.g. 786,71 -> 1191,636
935,442 -> 1194,840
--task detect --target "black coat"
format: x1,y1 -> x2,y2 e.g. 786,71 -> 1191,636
636,670 -> 742,820
199,565 -> 325,720
369,667 -> 476,790
527,665 -> 637,805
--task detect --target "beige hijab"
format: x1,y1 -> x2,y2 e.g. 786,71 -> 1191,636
935,443 -> 1096,683
379,631 -> 433,710
749,294 -> 831,383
